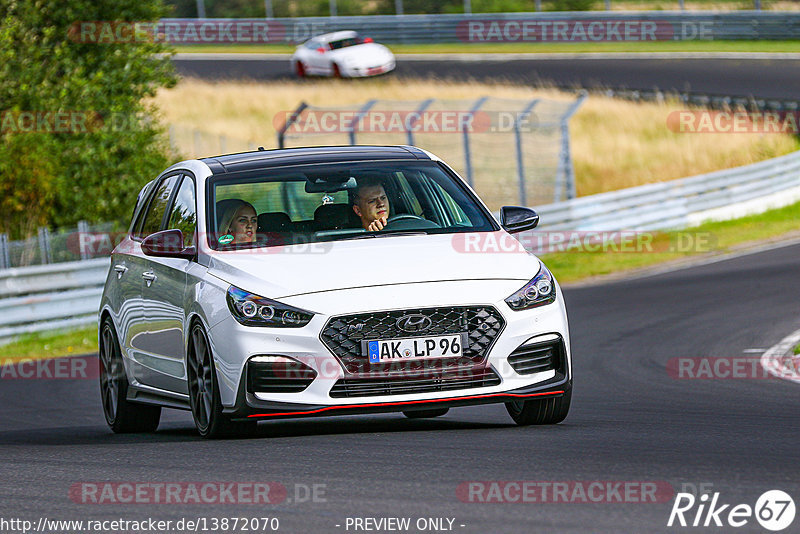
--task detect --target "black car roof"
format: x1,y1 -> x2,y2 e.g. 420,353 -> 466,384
201,145 -> 431,175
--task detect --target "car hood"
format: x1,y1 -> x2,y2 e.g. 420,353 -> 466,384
330,43 -> 393,64
206,231 -> 539,299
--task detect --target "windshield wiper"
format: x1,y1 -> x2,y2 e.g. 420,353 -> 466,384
336,231 -> 428,241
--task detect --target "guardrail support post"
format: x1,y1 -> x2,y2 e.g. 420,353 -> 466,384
38,227 -> 52,265
463,96 -> 488,189
555,91 -> 588,202
348,99 -> 377,146
406,98 -> 434,146
277,101 -> 309,149
514,99 -> 540,207
0,233 -> 8,270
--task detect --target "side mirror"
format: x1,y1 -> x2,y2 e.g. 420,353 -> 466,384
141,229 -> 196,259
500,206 -> 539,234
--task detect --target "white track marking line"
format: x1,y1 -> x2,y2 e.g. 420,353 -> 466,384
760,328 -> 800,384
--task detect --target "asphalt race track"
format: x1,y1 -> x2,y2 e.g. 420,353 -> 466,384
2,243 -> 799,533
172,55 -> 800,100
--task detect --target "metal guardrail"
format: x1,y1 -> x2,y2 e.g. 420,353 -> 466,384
1,149 -> 799,342
162,12 -> 800,45
531,150 -> 800,231
0,258 -> 108,343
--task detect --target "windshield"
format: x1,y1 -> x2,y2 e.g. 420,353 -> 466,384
328,36 -> 368,49
208,161 -> 496,250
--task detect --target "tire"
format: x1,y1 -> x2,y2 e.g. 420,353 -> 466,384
295,61 -> 306,78
332,63 -> 342,78
187,323 -> 258,439
505,389 -> 571,426
403,407 -> 449,419
99,319 -> 161,433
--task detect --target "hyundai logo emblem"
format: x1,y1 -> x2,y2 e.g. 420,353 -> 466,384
396,314 -> 433,333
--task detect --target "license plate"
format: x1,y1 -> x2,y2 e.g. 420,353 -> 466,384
363,334 -> 465,364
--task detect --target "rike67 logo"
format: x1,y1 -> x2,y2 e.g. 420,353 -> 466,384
668,490 -> 795,531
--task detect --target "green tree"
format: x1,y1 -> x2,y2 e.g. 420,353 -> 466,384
0,0 -> 176,238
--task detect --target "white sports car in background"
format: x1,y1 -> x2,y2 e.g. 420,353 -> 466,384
291,31 -> 396,78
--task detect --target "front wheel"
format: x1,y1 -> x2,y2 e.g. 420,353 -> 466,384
187,323 -> 257,439
99,319 -> 161,433
505,390 -> 571,426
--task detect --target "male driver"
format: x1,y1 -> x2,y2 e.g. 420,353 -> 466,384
352,179 -> 390,231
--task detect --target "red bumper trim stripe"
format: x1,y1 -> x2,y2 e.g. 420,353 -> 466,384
247,390 -> 564,418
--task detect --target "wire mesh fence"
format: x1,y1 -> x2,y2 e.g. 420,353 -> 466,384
0,221 -> 120,270
276,94 -> 586,211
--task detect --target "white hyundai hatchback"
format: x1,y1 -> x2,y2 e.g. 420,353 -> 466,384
99,146 -> 572,438
291,31 -> 395,78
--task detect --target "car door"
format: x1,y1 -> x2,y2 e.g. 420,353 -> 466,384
306,40 -> 329,74
126,173 -> 180,390
139,173 -> 198,394
114,181 -> 156,368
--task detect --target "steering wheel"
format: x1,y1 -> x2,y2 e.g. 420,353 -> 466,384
386,214 -> 424,224
382,214 -> 439,230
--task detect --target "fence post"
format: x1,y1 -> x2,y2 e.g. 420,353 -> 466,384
193,129 -> 201,158
0,233 -> 8,270
395,0 -> 403,15
348,99 -> 377,145
329,0 -> 337,17
38,227 -> 52,265
555,91 -> 588,202
406,98 -> 434,146
77,221 -> 90,261
219,134 -> 227,154
265,0 -> 273,18
277,101 -> 309,149
462,96 -> 488,189
514,99 -> 540,207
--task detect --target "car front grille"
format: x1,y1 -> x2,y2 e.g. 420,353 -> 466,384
329,366 -> 501,398
320,306 -> 506,376
507,336 -> 563,375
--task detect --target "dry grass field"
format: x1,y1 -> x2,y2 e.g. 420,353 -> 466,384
152,78 -> 800,199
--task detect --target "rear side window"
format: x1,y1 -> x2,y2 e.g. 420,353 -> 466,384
135,175 -> 179,239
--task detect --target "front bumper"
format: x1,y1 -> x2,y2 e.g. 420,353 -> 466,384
342,59 -> 396,77
208,280 -> 571,420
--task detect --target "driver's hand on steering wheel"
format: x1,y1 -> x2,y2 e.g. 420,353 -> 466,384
366,215 -> 388,232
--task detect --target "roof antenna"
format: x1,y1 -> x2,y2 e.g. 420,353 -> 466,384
258,146 -> 265,151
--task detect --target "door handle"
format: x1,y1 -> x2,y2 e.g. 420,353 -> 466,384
113,264 -> 128,279
142,271 -> 157,286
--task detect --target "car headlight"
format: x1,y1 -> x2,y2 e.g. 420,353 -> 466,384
226,286 -> 314,327
505,262 -> 556,311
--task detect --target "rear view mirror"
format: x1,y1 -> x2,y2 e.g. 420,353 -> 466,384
141,229 -> 196,259
500,206 -> 539,234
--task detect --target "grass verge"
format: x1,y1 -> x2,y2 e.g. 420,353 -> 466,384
172,40 -> 800,55
542,199 -> 800,282
794,343 -> 800,355
155,78 -> 800,204
0,326 -> 97,362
